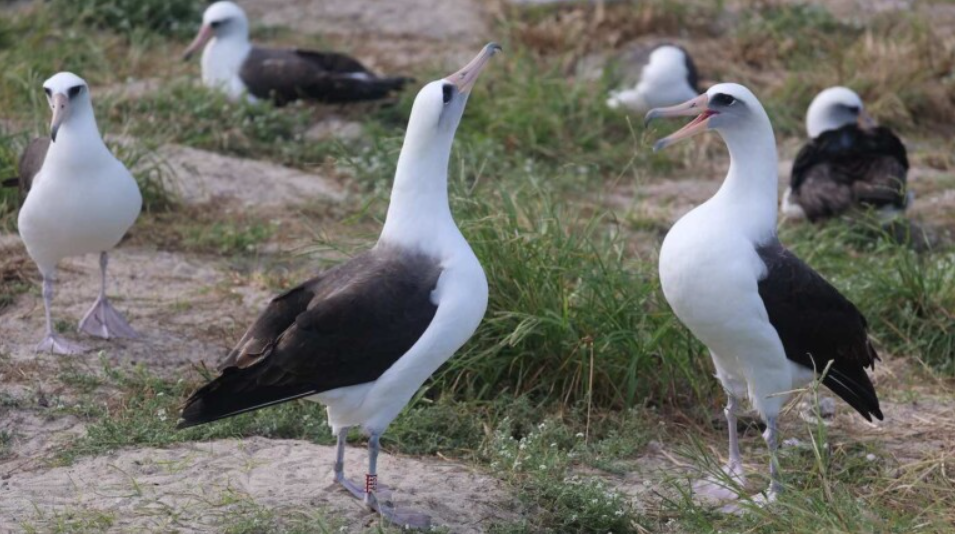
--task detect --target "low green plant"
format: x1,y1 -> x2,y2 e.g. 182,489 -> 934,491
56,0 -> 204,37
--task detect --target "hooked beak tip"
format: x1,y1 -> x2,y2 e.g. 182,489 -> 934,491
644,110 -> 659,128
652,139 -> 667,152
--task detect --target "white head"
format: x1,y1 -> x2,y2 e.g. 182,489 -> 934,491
643,46 -> 694,86
645,83 -> 772,152
42,72 -> 94,143
806,86 -> 874,138
397,43 -> 501,174
183,1 -> 250,60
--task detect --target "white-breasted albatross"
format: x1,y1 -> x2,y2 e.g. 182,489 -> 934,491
183,1 -> 412,105
177,43 -> 501,529
607,44 -> 700,113
14,72 -> 142,355
782,86 -> 910,222
646,83 -> 883,506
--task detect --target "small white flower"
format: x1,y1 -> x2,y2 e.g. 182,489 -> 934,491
157,408 -> 168,422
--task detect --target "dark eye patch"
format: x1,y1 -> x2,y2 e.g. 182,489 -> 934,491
210,20 -> 224,29
68,85 -> 82,99
711,93 -> 736,107
845,105 -> 861,114
442,84 -> 453,104
43,87 -> 51,97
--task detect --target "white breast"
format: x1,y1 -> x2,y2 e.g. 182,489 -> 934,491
18,157 -> 142,273
659,203 -> 794,417
201,38 -> 252,101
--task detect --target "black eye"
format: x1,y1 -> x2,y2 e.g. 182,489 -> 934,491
68,85 -> 82,99
43,87 -> 51,97
210,20 -> 223,29
846,105 -> 861,114
711,93 -> 736,107
442,84 -> 453,104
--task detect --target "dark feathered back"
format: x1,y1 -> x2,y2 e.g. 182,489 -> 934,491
178,246 -> 442,429
789,124 -> 908,221
239,47 -> 412,105
756,241 -> 883,422
1,137 -> 50,199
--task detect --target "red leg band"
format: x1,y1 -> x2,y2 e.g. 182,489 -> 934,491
365,473 -> 378,494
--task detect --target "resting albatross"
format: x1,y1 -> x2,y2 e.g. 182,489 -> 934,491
607,44 -> 699,113
177,43 -> 500,528
15,72 -> 142,355
782,86 -> 910,222
646,83 -> 883,506
183,1 -> 411,105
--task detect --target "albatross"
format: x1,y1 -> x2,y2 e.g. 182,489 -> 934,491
183,1 -> 412,105
607,44 -> 699,113
177,43 -> 501,528
646,83 -> 883,506
14,72 -> 142,355
782,86 -> 910,222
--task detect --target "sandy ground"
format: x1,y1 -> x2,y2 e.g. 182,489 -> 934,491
0,438 -> 517,534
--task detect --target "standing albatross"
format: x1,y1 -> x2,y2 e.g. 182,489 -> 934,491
183,1 -> 411,105
178,43 -> 500,528
646,83 -> 883,506
782,86 -> 910,222
16,72 -> 142,355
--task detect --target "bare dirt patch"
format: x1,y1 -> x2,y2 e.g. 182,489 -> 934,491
0,245 -> 267,372
0,437 -> 518,533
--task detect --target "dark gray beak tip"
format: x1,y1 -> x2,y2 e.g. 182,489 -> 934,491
486,42 -> 502,55
50,129 -> 58,143
643,110 -> 658,128
652,139 -> 666,152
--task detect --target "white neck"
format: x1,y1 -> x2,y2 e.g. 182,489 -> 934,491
378,129 -> 457,253
711,119 -> 779,243
201,32 -> 252,93
806,103 -> 856,139
45,102 -> 111,167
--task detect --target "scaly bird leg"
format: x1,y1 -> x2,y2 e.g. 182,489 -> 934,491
35,271 -> 87,355
79,252 -> 138,339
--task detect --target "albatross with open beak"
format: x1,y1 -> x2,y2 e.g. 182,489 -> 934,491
16,72 -> 142,354
647,84 -> 883,507
177,43 -> 501,528
183,1 -> 411,105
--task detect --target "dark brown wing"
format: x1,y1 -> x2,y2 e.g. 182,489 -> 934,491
10,137 -> 50,197
178,247 -> 442,428
239,47 -> 411,105
756,241 -> 882,421
789,125 -> 908,221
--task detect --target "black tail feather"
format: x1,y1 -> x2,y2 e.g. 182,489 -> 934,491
177,368 -> 317,429
821,367 -> 883,422
1,177 -> 17,188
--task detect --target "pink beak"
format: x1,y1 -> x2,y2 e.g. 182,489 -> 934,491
183,24 -> 214,61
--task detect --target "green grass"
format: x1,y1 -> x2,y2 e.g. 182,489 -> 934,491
781,221 -> 955,373
102,81 -> 349,168
54,0 -> 204,38
433,181 -> 712,410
